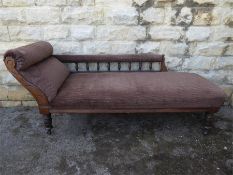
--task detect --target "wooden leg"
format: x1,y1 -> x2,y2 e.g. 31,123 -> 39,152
44,114 -> 53,135
202,112 -> 214,135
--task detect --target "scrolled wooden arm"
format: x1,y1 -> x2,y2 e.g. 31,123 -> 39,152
4,57 -> 50,114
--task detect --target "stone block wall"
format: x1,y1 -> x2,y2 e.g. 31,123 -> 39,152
0,0 -> 232,107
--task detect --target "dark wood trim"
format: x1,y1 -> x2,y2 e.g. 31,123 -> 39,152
4,57 -> 50,115
54,54 -> 165,63
50,107 -> 219,114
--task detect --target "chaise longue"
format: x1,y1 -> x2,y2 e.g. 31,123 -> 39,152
3,41 -> 226,135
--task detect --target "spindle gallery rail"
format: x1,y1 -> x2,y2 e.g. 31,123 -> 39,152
54,54 -> 168,73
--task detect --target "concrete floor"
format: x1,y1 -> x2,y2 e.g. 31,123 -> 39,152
0,107 -> 232,175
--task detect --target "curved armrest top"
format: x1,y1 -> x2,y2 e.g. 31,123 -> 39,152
4,41 -> 53,70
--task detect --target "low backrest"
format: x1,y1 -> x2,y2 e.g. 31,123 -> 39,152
4,41 -> 70,102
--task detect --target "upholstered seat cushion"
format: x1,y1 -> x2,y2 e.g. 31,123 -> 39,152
51,72 -> 225,109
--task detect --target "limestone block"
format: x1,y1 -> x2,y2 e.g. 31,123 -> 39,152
225,44 -> 233,56
193,0 -> 216,4
164,7 -> 177,25
186,27 -> 211,41
191,42 -> 229,56
225,70 -> 233,84
211,26 -> 233,41
9,26 -> 43,41
165,56 -> 183,70
96,26 -> 146,41
68,0 -> 94,6
213,57 -> 233,70
84,41 -> 136,54
221,0 -> 233,6
0,85 -> 8,100
94,41 -> 113,54
0,8 -> 25,25
96,0 -> 132,6
111,41 -> 137,54
70,25 -> 95,41
157,0 -> 174,2
66,0 -> 81,5
133,0 -> 148,6
205,70 -> 233,85
176,0 -> 185,5
106,7 -> 138,25
0,84 -> 34,101
141,8 -> 164,24
220,85 -> 233,105
2,0 -> 34,6
223,8 -> 233,28
82,0 -> 95,5
83,41 -> 136,54
160,41 -> 188,56
22,101 -> 37,107
50,41 -> 82,54
36,0 -> 66,6
212,7 -> 228,25
0,59 -> 7,71
0,71 -> 19,85
7,85 -> 33,100
62,7 -> 104,25
43,25 -> 69,40
149,26 -> 183,41
193,7 -> 220,26
182,56 -> 216,70
136,42 -> 160,53
0,26 -> 10,41
82,41 -> 96,54
0,101 -> 21,107
25,7 -> 60,24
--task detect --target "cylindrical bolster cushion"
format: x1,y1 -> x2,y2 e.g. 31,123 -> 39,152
4,41 -> 53,70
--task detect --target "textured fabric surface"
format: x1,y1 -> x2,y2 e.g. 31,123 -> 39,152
20,57 -> 70,102
54,54 -> 164,63
51,72 -> 226,109
4,41 -> 53,70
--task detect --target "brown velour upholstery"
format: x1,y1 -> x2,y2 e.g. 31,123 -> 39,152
20,57 -> 70,102
4,41 -> 53,70
51,72 -> 226,109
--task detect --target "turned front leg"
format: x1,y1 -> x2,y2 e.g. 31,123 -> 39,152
202,112 -> 214,135
44,114 -> 53,135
